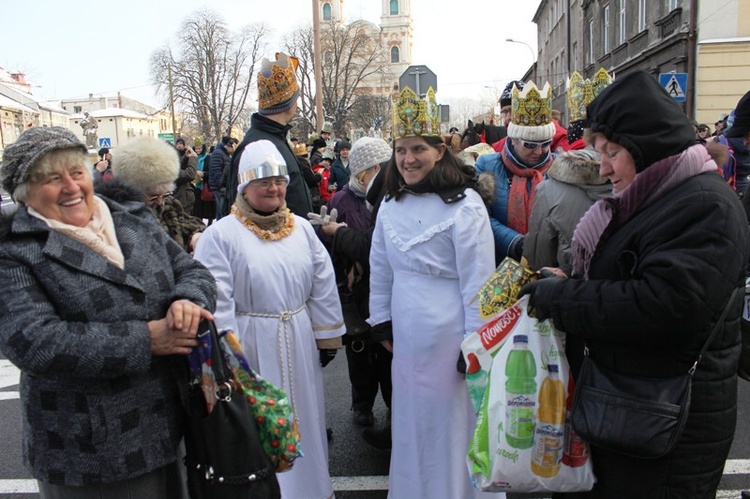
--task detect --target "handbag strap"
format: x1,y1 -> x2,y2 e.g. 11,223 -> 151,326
688,287 -> 738,375
584,287 -> 739,376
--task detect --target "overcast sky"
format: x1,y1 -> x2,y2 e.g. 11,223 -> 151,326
0,0 -> 539,112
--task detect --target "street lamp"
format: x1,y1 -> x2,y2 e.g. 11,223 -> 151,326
506,38 -> 536,66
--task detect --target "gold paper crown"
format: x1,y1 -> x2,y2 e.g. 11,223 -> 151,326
258,52 -> 300,111
392,86 -> 441,139
567,68 -> 612,122
511,82 -> 553,127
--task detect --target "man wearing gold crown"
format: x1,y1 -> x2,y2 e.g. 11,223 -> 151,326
475,81 -> 557,264
224,53 -> 313,218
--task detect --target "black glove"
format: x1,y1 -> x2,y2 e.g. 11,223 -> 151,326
319,349 -> 337,367
508,235 -> 525,261
457,351 -> 467,374
370,321 -> 393,343
518,277 -> 564,321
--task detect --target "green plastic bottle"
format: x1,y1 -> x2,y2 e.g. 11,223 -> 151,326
505,334 -> 537,449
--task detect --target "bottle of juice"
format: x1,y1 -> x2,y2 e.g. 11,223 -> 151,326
465,352 -> 488,413
562,374 -> 590,467
531,364 -> 566,477
505,335 -> 537,449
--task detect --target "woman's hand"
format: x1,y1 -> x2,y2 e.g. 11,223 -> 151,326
380,340 -> 393,353
149,318 -> 198,356
166,299 -> 213,336
539,267 -> 568,278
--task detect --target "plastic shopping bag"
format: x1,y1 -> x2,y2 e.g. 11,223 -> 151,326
461,296 -> 595,493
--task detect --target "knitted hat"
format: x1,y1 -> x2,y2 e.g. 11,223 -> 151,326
725,90 -> 750,139
506,82 -> 556,142
312,138 -> 327,150
0,126 -> 88,196
257,53 -> 300,116
500,80 -> 524,107
586,70 -> 695,172
237,140 -> 288,194
348,137 -> 392,178
112,137 -> 180,192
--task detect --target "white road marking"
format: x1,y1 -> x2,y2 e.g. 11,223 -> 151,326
331,475 -> 389,491
0,360 -> 20,390
0,480 -> 37,493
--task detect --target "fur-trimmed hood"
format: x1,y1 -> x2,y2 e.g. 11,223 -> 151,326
474,171 -> 497,205
112,136 -> 180,192
95,177 -> 148,204
547,149 -> 609,186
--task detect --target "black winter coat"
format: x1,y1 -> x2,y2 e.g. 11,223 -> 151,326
537,173 -> 749,498
225,113 -> 313,218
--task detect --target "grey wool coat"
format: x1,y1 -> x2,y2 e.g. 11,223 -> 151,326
0,193 -> 217,486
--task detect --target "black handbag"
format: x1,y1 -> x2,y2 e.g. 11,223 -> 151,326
570,288 -> 738,460
183,320 -> 281,499
339,287 -> 371,352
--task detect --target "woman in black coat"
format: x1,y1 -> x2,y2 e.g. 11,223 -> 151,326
521,71 -> 750,498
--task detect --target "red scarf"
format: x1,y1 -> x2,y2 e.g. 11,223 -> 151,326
501,149 -> 553,234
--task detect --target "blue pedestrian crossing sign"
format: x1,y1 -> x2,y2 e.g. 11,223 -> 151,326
98,137 -> 111,148
659,73 -> 687,102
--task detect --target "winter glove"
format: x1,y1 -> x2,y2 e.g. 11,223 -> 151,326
457,351 -> 467,374
307,205 -> 342,226
370,321 -> 393,343
508,235 -> 525,261
518,276 -> 564,322
319,348 -> 337,367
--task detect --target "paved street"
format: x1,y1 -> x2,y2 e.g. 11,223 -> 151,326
2,351 -> 750,498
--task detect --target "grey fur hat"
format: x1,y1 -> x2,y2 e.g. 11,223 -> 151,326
112,136 -> 179,192
349,137 -> 392,178
0,127 -> 87,196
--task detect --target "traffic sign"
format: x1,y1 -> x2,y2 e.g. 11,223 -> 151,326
98,137 -> 111,148
659,73 -> 687,102
399,65 -> 437,96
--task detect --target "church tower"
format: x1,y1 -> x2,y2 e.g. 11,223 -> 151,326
380,0 -> 413,83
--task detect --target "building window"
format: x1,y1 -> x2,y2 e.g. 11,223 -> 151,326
550,60 -> 555,86
73,106 -> 82,114
390,46 -> 400,63
638,0 -> 647,31
322,2 -> 332,20
588,19 -> 594,63
603,5 -> 610,53
573,41 -> 578,70
668,0 -> 678,10
390,0 -> 398,15
618,0 -> 626,45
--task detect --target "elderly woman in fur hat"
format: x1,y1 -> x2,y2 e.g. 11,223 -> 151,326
0,127 -> 216,498
110,136 -> 207,252
520,71 -> 749,498
194,140 -> 345,499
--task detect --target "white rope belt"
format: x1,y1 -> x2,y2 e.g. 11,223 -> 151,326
237,304 -> 306,414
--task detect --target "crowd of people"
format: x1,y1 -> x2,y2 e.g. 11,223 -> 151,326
1,47 -> 750,499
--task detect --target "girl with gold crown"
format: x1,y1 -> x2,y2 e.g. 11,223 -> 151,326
368,86 -> 501,498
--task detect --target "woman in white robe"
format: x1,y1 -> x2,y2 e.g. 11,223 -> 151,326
195,140 -> 345,499
368,130 -> 502,499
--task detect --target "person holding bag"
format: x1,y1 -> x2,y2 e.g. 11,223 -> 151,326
519,71 -> 750,498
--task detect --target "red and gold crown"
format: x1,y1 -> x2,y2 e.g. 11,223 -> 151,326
392,86 -> 441,139
258,53 -> 300,114
567,68 -> 612,122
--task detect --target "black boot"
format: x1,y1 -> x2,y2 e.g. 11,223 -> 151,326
362,425 -> 391,450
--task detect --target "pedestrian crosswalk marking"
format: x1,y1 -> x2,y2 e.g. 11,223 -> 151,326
0,360 -> 19,390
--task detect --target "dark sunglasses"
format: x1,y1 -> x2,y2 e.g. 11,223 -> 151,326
521,139 -> 552,150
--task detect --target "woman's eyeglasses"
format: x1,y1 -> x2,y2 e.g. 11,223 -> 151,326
521,139 -> 552,150
252,178 -> 288,188
146,191 -> 173,203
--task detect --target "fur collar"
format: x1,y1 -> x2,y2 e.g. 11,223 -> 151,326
547,151 -> 609,186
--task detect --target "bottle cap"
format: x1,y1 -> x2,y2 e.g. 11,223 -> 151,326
513,335 -> 528,344
548,364 -> 558,373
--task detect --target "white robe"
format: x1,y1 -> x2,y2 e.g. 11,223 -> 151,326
195,213 -> 345,499
369,189 -> 504,499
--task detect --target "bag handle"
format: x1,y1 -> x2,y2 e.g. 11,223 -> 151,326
198,320 -> 236,401
584,287 -> 739,376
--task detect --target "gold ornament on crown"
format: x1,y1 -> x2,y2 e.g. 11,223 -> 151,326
258,53 -> 300,110
566,68 -> 612,122
392,86 -> 441,139
511,82 -> 553,127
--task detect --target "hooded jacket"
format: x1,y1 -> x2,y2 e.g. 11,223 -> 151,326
523,150 -> 611,270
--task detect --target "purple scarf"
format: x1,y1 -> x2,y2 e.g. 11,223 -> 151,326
572,144 -> 719,279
